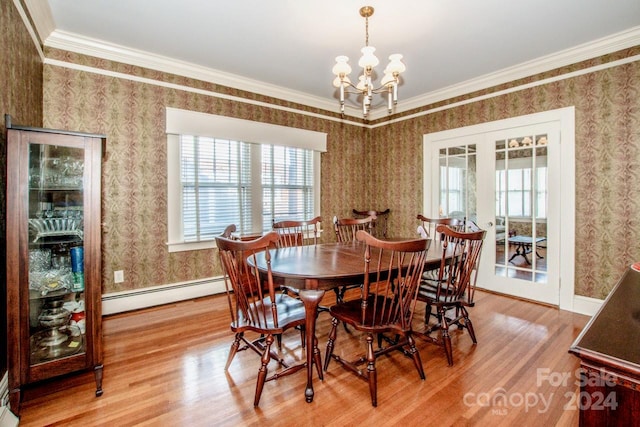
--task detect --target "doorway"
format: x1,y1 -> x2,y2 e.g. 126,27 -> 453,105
423,108 -> 575,308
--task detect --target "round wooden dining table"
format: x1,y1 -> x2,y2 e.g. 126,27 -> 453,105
248,239 -> 446,403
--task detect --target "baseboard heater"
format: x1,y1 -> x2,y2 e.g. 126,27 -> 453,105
102,277 -> 226,315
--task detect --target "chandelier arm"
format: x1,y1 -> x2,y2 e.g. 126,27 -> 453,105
341,79 -> 399,95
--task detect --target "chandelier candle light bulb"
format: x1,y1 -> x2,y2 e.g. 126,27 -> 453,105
332,6 -> 405,117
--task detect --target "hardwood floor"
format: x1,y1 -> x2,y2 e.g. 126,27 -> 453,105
17,290 -> 589,426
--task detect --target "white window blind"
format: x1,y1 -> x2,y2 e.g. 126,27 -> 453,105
180,136 -> 315,239
261,145 -> 314,230
166,109 -> 325,252
180,136 -> 252,241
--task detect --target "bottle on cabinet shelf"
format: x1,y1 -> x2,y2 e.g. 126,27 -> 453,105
70,246 -> 84,292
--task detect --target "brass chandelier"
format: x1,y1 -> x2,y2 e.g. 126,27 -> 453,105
332,6 -> 406,117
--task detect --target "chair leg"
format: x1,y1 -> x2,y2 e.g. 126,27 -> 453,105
313,334 -> 323,380
324,317 -> 339,371
225,332 -> 243,371
299,326 -> 306,349
439,308 -> 454,366
463,308 -> 477,344
254,334 -> 274,407
407,333 -> 425,380
366,334 -> 377,407
424,303 -> 432,324
455,306 -> 465,329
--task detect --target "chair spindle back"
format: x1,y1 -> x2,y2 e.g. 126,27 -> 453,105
434,224 -> 486,305
353,208 -> 390,238
216,231 -> 280,331
356,230 -> 431,330
334,216 -> 375,243
416,214 -> 464,241
272,216 -> 321,248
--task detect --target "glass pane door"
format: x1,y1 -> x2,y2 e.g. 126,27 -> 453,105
494,134 -> 548,284
438,145 -> 477,223
427,119 -> 561,306
28,143 -> 86,366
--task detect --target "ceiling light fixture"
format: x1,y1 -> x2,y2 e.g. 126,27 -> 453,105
332,6 -> 406,117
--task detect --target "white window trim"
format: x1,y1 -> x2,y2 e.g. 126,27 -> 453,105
166,107 -> 327,151
166,108 -> 326,252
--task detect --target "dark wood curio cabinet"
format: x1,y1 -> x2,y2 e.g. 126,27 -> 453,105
6,121 -> 105,414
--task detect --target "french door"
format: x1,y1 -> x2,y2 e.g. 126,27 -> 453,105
423,109 -> 575,307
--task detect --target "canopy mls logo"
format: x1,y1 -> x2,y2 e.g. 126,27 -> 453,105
462,367 -> 619,415
536,367 -> 617,388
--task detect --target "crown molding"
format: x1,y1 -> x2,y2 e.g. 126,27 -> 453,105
12,0 -> 43,59
369,25 -> 640,121
44,30 -> 340,115
28,0 -> 640,124
22,0 -> 55,43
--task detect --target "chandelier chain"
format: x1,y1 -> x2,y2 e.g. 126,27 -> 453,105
365,16 -> 369,47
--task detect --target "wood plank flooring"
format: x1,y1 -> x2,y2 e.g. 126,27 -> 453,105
17,290 -> 589,426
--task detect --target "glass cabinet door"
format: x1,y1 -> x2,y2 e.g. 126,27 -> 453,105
27,142 -> 87,366
7,125 -> 104,414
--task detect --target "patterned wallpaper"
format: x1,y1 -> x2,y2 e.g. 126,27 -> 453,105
41,46 -> 640,300
371,53 -> 640,299
0,0 -> 44,382
43,49 -> 368,294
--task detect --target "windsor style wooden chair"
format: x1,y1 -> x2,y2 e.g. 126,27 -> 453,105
216,231 -> 313,406
353,208 -> 390,238
415,224 -> 486,366
272,216 -> 321,248
324,230 -> 431,406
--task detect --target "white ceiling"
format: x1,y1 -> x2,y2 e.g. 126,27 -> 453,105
26,0 -> 640,118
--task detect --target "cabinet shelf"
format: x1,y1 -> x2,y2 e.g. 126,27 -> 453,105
28,288 -> 77,301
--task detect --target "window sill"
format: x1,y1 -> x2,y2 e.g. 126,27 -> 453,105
167,240 -> 216,253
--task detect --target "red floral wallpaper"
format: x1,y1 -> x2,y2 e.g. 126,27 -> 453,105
41,46 -> 640,299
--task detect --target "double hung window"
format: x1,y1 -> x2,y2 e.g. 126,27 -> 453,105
166,108 -> 326,252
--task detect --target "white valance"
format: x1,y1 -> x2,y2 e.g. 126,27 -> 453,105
166,107 -> 327,152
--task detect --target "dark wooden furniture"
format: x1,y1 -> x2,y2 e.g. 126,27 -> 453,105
352,208 -> 390,238
569,265 -> 640,426
507,235 -> 546,264
416,225 -> 486,366
248,240 -> 447,403
6,124 -> 105,414
416,214 -> 464,287
333,215 -> 374,242
271,216 -> 322,344
215,232 -> 320,407
416,214 -> 463,240
272,216 -> 321,248
221,223 -> 237,238
324,231 -> 430,406
332,216 -> 376,302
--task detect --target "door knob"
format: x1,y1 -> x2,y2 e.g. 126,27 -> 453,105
486,222 -> 494,227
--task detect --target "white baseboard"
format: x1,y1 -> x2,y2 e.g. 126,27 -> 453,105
571,295 -> 603,317
102,277 -> 226,315
0,406 -> 19,427
100,277 -> 605,318
0,373 -> 17,427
